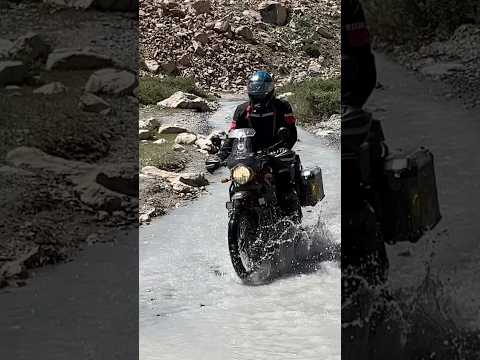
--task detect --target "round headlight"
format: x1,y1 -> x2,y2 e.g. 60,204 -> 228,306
232,166 -> 253,185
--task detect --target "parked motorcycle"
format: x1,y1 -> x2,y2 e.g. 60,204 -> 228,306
222,127 -> 325,280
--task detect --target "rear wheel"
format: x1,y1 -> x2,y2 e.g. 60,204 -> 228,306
228,212 -> 260,279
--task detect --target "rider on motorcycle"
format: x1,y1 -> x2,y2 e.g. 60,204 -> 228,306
342,0 -> 389,284
206,70 -> 302,218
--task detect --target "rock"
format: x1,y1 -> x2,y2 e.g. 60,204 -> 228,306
0,39 -> 13,59
172,180 -> 194,193
161,61 -> 178,75
46,48 -> 116,71
420,62 -> 466,78
79,93 -> 111,114
175,132 -> 197,145
178,172 -> 209,187
84,68 -> 136,96
194,32 -> 210,45
177,53 -> 191,67
158,124 -> 189,134
96,163 -> 138,197
139,213 -> 151,224
43,0 -> 95,9
95,0 -> 138,11
139,129 -> 155,140
173,144 -> 185,151
5,146 -> 94,175
0,246 -> 38,279
277,92 -> 294,100
0,61 -> 27,86
75,178 -> 128,212
157,91 -> 213,112
214,21 -> 231,34
33,82 -> 67,95
141,166 -> 177,181
195,137 -> 213,152
258,1 -> 289,26
243,9 -> 262,21
9,32 -> 50,64
153,138 -> 167,145
316,26 -> 334,39
145,59 -> 160,73
139,117 -> 161,131
190,0 -> 211,14
235,26 -> 254,41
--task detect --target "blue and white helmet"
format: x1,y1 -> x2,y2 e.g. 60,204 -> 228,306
247,70 -> 275,104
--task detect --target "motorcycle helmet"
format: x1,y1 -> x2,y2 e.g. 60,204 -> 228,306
247,70 -> 275,105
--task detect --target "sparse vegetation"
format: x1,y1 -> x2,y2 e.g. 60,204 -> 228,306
139,76 -> 210,105
140,135 -> 187,171
279,77 -> 340,123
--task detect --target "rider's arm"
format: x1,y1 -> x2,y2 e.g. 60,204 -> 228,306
283,102 -> 298,149
218,105 -> 246,160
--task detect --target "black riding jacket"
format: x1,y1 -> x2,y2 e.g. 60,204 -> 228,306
342,0 -> 377,108
218,98 -> 298,159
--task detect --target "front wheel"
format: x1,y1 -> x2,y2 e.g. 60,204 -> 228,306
228,212 -> 260,280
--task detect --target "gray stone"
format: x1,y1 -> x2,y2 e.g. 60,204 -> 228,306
84,68 -> 136,95
0,61 -> 27,86
158,124 -> 189,134
157,91 -> 213,112
46,48 -> 116,71
33,82 -> 67,95
175,132 -> 197,145
79,93 -> 111,114
258,1 -> 289,26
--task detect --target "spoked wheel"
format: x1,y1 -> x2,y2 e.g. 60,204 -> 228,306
228,212 -> 260,280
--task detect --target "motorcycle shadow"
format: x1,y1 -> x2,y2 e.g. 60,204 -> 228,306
242,219 -> 340,286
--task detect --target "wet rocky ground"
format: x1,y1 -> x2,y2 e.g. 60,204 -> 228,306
0,1 -> 138,287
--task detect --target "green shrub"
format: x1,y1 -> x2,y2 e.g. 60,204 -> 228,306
140,135 -> 186,171
278,77 -> 340,123
139,76 -> 209,105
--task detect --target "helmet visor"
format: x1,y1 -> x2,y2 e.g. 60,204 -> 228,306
247,80 -> 274,97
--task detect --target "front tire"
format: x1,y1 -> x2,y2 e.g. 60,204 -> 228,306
228,212 -> 260,280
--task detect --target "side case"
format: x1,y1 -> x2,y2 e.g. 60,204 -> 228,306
381,147 -> 442,244
300,167 -> 325,207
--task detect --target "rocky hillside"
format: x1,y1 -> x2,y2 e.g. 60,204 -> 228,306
140,0 -> 340,92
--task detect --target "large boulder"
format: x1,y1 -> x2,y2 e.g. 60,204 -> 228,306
139,117 -> 161,131
175,132 -> 197,145
157,91 -> 213,112
139,129 -> 155,140
84,68 -> 136,96
258,1 -> 290,26
8,32 -> 50,64
79,93 -> 111,114
158,124 -> 189,135
0,61 -> 27,86
46,48 -> 116,71
95,163 -> 138,197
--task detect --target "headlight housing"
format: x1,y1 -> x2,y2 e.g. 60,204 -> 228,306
232,165 -> 254,185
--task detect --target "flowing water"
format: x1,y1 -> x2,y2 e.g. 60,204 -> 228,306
139,99 -> 341,360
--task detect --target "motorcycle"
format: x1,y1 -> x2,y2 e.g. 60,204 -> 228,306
221,127 -> 325,280
341,107 -> 441,289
